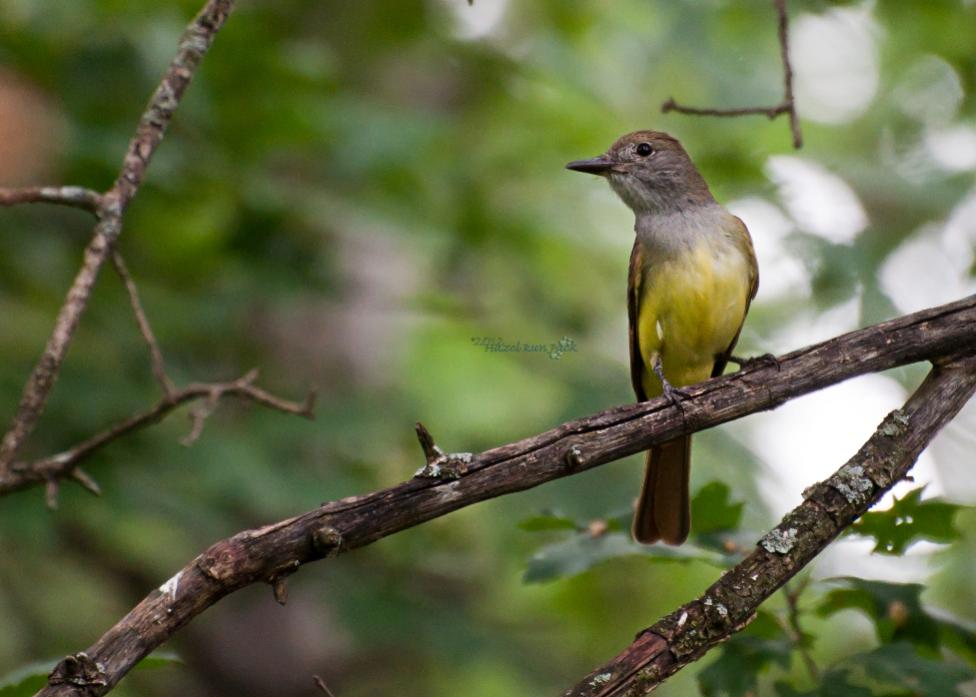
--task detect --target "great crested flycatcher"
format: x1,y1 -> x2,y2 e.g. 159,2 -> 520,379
567,130 -> 758,545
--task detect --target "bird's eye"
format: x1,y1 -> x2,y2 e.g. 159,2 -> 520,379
636,142 -> 653,157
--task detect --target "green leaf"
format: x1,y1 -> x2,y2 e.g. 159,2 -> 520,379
698,612 -> 792,697
516,511 -> 579,532
851,488 -> 963,554
0,660 -> 55,697
692,481 -> 744,535
774,670 -> 874,697
139,650 -> 183,669
817,579 -> 939,650
0,652 -> 180,697
839,642 -> 975,697
522,532 -> 720,584
817,578 -> 976,663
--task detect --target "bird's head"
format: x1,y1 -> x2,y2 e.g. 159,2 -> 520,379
566,130 -> 712,214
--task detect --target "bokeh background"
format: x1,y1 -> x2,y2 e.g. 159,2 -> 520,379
1,0 -> 974,695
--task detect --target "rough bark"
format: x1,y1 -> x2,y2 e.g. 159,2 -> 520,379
35,295 -> 976,696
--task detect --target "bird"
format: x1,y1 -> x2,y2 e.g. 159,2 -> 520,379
567,130 -> 757,545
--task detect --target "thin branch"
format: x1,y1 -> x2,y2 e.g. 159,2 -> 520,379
31,296 -> 976,696
774,0 -> 802,149
662,0 -> 803,148
0,217 -> 120,467
564,357 -> 976,696
111,251 -> 176,398
0,186 -> 102,213
313,676 -> 337,697
0,372 -> 314,500
0,0 -> 235,470
782,578 -> 819,683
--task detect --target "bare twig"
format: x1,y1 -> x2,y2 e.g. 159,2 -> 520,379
782,578 -> 820,682
0,0 -> 236,470
0,373 -> 313,500
0,186 -> 102,212
415,421 -> 446,464
774,0 -> 802,149
564,357 -> 976,696
31,297 -> 976,696
111,251 -> 176,398
662,0 -> 803,148
313,676 -> 337,697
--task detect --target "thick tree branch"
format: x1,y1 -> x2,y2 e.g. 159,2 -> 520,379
0,0 -> 235,469
662,0 -> 803,148
564,356 -> 976,696
33,295 -> 976,696
0,371 -> 314,501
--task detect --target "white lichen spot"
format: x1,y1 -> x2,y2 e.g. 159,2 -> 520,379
715,603 -> 729,618
678,611 -> 689,627
159,571 -> 182,600
760,527 -> 798,554
590,672 -> 612,686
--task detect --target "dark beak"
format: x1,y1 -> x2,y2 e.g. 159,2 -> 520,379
565,155 -> 613,175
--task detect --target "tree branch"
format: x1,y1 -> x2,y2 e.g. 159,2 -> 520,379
0,0 -> 236,470
110,251 -> 177,398
0,371 -> 314,502
0,0 -> 315,506
564,356 -> 976,696
33,295 -> 976,696
0,186 -> 102,212
662,0 -> 803,148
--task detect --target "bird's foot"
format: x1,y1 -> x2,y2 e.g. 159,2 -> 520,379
653,357 -> 691,410
729,352 -> 781,372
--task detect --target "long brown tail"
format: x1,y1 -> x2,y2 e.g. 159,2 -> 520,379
631,435 -> 691,545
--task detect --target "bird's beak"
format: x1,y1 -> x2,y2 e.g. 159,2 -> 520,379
565,155 -> 613,176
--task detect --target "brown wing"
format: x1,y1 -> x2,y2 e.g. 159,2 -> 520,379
711,215 -> 760,378
628,240 -> 648,400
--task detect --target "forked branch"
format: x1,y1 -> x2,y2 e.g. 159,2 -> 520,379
564,356 -> 976,695
0,0 -> 312,504
0,0 -> 236,470
33,296 -> 976,696
662,0 -> 802,148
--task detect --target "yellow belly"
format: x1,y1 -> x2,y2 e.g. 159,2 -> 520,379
638,241 -> 751,398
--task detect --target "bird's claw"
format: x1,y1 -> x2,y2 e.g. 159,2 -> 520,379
729,352 -> 781,372
653,356 -> 690,412
662,381 -> 692,406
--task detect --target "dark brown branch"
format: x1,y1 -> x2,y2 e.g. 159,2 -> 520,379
0,0 -> 235,470
111,251 -> 176,398
33,296 -> 976,696
0,186 -> 103,212
415,421 -> 445,464
564,356 -> 976,696
662,0 -> 803,148
0,372 -> 313,500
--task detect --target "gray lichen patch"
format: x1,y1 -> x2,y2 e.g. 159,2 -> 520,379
879,409 -> 910,437
760,526 -> 798,554
414,452 -> 473,480
829,464 -> 874,504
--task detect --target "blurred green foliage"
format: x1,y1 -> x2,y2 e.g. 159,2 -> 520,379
1,1 -> 975,695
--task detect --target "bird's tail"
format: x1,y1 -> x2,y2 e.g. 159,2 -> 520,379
631,435 -> 691,545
